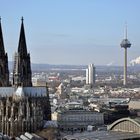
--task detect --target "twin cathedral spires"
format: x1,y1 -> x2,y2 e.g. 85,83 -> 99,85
0,17 -> 32,87
0,18 -> 51,137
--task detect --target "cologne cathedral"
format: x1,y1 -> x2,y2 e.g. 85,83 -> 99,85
0,18 -> 51,137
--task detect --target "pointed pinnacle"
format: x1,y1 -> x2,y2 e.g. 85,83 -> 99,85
21,16 -> 24,22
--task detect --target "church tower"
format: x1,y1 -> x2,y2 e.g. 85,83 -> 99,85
0,17 -> 9,86
13,17 -> 32,87
0,18 -> 51,137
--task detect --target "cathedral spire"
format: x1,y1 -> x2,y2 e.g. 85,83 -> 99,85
13,17 -> 32,87
0,17 -> 9,86
18,17 -> 27,56
0,17 -> 5,55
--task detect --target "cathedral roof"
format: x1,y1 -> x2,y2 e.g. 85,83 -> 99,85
0,87 -> 14,96
15,86 -> 24,97
0,87 -> 47,97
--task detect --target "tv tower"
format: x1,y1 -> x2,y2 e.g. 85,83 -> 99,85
120,24 -> 131,86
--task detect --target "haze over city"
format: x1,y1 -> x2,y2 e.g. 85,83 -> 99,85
1,1 -> 140,139
0,0 -> 140,65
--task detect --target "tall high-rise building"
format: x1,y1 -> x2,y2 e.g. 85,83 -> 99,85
86,64 -> 95,87
120,25 -> 131,86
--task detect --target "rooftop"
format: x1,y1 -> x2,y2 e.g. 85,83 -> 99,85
63,131 -> 140,140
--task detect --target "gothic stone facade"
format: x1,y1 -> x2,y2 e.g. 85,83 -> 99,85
0,96 -> 43,136
0,18 -> 51,137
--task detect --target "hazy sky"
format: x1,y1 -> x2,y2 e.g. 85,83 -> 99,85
0,0 -> 140,65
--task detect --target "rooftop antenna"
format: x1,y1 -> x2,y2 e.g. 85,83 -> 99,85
125,21 -> 127,39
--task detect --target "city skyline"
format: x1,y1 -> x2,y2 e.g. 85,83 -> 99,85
0,0 -> 140,65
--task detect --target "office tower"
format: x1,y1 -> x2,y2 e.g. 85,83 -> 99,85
86,64 -> 95,87
120,25 -> 131,86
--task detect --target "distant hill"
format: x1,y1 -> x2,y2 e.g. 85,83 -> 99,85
31,63 -> 87,71
8,61 -> 86,72
8,61 -> 140,73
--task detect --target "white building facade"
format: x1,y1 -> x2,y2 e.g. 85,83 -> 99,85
57,102 -> 104,132
86,64 -> 96,86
